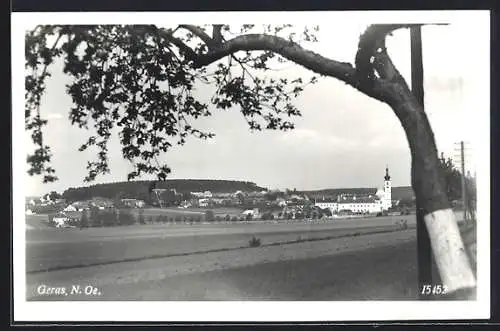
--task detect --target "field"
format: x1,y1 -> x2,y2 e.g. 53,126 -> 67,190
26,216 -> 415,273
24,211 -> 474,300
130,207 -> 244,218
27,229 -> 419,300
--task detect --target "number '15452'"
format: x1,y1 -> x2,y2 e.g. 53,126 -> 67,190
421,285 -> 448,295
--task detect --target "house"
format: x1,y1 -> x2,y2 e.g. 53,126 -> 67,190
72,200 -> 91,211
336,195 -> 383,214
51,212 -> 77,228
191,191 -> 213,199
242,208 -> 260,217
63,204 -> 78,212
199,198 -> 210,207
314,199 -> 338,213
276,198 -> 287,207
121,198 -> 145,208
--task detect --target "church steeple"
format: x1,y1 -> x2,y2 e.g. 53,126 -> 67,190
384,166 -> 391,181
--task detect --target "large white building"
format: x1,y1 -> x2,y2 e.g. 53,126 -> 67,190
315,167 -> 392,214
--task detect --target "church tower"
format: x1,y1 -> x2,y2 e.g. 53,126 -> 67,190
383,166 -> 392,210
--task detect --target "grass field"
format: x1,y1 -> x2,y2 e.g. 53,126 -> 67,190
26,215 -> 416,273
26,230 -> 419,300
23,206 -> 477,301
130,207 -> 244,218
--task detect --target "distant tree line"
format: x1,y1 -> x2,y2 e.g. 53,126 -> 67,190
62,179 -> 267,203
78,207 -> 136,228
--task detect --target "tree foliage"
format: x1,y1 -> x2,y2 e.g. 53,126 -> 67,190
25,24 -> 318,183
48,191 -> 62,201
438,153 -> 476,204
438,154 -> 462,202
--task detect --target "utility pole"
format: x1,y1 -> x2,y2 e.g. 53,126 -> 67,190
152,188 -> 165,208
460,141 -> 467,225
454,141 -> 472,224
410,25 -> 433,300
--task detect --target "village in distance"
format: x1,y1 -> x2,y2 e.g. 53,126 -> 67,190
25,167 -> 419,229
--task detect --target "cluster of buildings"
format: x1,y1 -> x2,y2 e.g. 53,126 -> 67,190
180,190 -> 271,208
314,167 -> 393,214
26,196 -> 147,214
26,167 -> 398,222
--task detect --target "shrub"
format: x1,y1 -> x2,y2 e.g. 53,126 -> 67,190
89,207 -> 101,227
113,209 -> 119,224
174,215 -> 182,223
248,236 -> 261,247
101,210 -> 117,227
204,210 -> 215,222
118,210 -> 135,225
66,217 -> 80,227
261,212 -> 274,221
215,216 -> 222,222
398,219 -> 408,230
79,212 -> 89,228
138,210 -> 146,224
231,216 -> 238,222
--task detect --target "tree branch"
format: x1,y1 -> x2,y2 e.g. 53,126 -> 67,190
155,27 -> 199,61
355,24 -> 416,81
213,25 -> 224,45
192,33 -> 390,101
356,23 -> 449,82
179,24 -> 219,50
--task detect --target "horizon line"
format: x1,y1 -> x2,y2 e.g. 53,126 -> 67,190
25,177 -> 413,197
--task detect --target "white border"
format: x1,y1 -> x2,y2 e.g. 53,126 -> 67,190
12,10 -> 490,322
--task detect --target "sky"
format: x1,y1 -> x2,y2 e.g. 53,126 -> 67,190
16,12 -> 490,196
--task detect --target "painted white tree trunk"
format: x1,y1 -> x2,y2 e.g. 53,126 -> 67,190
424,208 -> 476,294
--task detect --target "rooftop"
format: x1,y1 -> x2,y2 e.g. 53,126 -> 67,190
339,196 -> 379,204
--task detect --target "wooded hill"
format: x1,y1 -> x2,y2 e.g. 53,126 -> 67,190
61,179 -> 268,203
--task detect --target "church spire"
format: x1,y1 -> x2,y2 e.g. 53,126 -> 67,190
384,165 -> 391,181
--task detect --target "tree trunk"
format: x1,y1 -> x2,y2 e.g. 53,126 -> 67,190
387,84 -> 477,296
